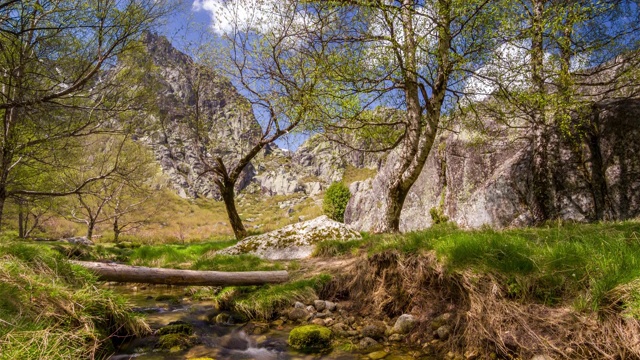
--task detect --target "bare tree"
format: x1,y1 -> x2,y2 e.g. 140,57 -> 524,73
186,1 -> 345,239
0,0 -> 174,227
65,135 -> 158,240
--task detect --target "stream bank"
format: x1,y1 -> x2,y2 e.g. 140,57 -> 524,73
108,284 -> 423,360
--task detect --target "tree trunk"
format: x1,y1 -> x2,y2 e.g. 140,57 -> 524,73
87,220 -> 95,241
18,200 -> 25,238
586,107 -> 609,220
220,183 -> 247,240
71,261 -> 288,286
530,125 -> 555,222
529,0 -> 556,224
113,217 -> 120,242
0,186 -> 7,231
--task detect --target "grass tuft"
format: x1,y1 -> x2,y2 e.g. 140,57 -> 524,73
0,242 -> 149,359
215,275 -> 332,320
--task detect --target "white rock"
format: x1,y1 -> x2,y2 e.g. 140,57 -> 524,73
219,215 -> 362,260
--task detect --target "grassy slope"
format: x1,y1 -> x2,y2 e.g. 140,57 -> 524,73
0,243 -> 149,360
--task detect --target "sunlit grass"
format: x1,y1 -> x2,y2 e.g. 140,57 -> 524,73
0,243 -> 149,359
315,220 -> 640,311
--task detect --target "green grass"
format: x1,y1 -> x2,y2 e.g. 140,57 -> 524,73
0,243 -> 149,359
214,275 -> 332,320
317,221 -> 640,311
192,254 -> 283,271
128,239 -> 237,268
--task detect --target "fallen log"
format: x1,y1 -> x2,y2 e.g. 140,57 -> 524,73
71,261 -> 289,286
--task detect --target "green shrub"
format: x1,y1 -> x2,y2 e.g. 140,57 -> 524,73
323,182 -> 351,222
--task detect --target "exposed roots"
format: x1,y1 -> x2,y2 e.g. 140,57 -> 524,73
326,250 -> 640,359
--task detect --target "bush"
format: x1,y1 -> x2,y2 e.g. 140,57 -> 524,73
323,182 -> 351,222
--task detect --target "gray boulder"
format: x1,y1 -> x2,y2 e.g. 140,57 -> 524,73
392,314 -> 417,334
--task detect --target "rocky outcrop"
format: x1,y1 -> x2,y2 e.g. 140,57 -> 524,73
346,98 -> 640,231
139,32 -> 261,199
219,215 -> 361,260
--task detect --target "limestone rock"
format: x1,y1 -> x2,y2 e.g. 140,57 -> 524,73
219,215 -> 362,260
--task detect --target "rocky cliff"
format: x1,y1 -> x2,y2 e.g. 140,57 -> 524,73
346,98 -> 640,231
139,32 -> 261,198
138,33 -> 366,200
137,34 -> 639,232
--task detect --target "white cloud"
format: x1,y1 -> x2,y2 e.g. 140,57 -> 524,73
192,0 -> 311,36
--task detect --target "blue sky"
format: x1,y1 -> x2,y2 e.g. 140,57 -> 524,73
156,1 -> 310,151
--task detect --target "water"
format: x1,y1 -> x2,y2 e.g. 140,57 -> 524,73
108,285 -> 363,360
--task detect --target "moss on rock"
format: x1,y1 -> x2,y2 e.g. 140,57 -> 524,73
157,333 -> 195,350
288,325 -> 332,353
157,321 -> 193,336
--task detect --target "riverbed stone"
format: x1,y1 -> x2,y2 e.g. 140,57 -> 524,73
368,350 -> 389,359
214,312 -> 231,325
311,318 -> 326,326
389,333 -> 403,342
288,307 -> 310,322
362,321 -> 386,340
288,325 -> 333,353
219,334 -> 249,350
157,333 -> 195,351
359,337 -> 382,352
294,301 -> 305,309
314,300 -> 326,311
325,301 -> 337,311
157,321 -> 194,336
392,314 -> 417,334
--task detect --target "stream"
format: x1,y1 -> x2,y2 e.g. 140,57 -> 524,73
107,285 -> 418,360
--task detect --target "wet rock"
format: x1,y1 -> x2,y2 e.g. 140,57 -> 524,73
368,350 -> 389,359
156,333 -> 195,351
157,321 -> 193,336
359,337 -> 382,352
392,314 -> 417,334
219,334 -> 249,350
288,325 -> 333,353
214,313 -> 231,325
389,333 -> 403,342
288,307 -> 310,322
362,321 -> 386,340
